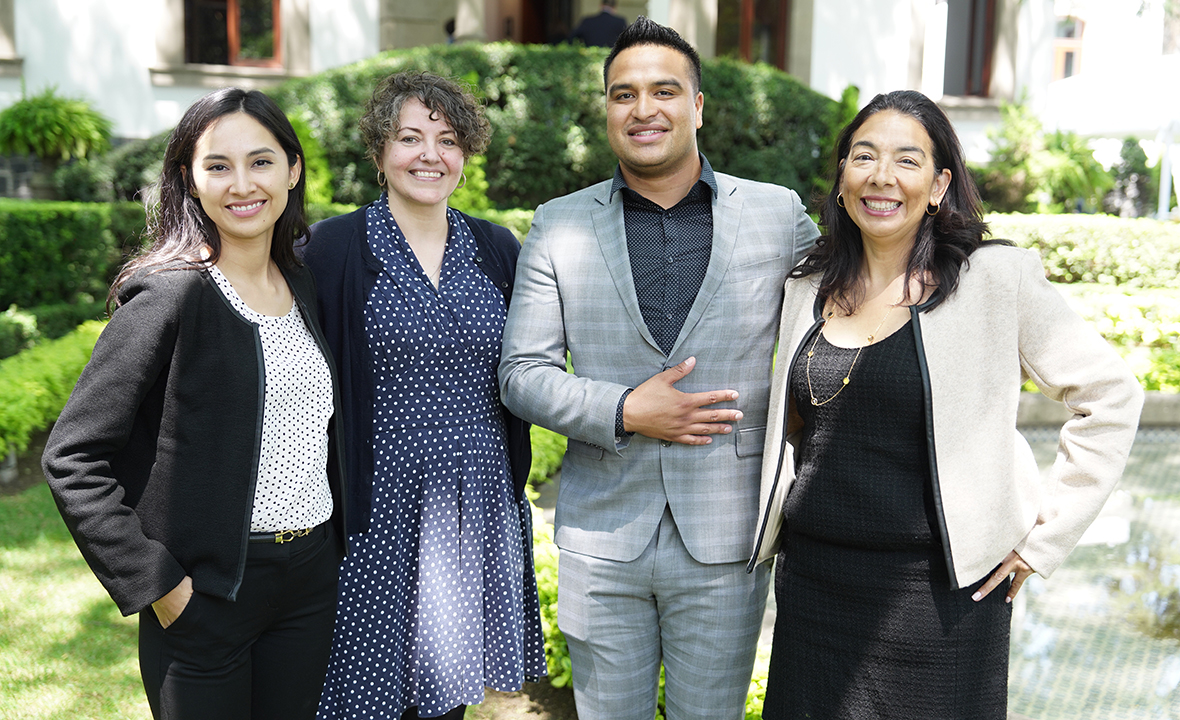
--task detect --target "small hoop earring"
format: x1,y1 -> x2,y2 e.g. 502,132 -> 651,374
926,202 -> 940,216
456,171 -> 467,190
836,193 -> 845,208
376,170 -> 387,187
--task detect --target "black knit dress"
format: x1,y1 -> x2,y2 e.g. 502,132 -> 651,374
761,322 -> 1011,720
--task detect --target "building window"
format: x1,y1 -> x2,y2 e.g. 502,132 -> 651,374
185,0 -> 281,67
944,0 -> 995,97
716,0 -> 789,70
1053,16 -> 1082,80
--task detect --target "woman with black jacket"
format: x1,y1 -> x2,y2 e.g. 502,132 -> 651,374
43,88 -> 346,720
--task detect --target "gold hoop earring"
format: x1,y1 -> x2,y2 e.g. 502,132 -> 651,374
456,171 -> 467,190
376,170 -> 387,187
836,193 -> 845,208
926,202 -> 940,216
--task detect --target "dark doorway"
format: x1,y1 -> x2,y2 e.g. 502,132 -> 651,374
522,0 -> 574,44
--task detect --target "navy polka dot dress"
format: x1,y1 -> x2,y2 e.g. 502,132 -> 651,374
317,198 -> 546,719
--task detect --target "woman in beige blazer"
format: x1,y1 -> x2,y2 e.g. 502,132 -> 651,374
751,90 -> 1143,720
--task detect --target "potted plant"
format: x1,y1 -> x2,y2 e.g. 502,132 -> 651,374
0,86 -> 112,200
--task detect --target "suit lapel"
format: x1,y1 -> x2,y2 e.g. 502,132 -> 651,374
590,186 -> 663,353
668,176 -> 741,355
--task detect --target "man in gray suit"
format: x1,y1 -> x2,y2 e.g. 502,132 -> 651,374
499,16 -> 818,720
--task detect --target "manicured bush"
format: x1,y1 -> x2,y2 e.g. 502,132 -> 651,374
0,320 -> 104,458
289,115 -> 335,205
269,42 -> 836,210
528,425 -> 566,486
987,213 -> 1180,288
530,503 -> 571,688
55,131 -> 169,203
0,200 -> 123,308
0,306 -> 39,360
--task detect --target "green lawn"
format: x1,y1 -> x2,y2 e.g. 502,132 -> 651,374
0,483 -> 149,719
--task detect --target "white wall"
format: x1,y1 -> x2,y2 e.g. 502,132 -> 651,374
0,0 -> 383,140
2,0 -> 165,138
310,0 -> 379,73
808,0 -> 919,102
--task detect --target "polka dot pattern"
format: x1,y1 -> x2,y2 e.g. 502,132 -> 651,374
208,265 -> 334,532
317,199 -> 546,719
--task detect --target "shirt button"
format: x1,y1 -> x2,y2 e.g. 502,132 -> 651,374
661,440 -> 672,448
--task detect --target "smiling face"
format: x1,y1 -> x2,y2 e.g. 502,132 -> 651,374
189,112 -> 301,251
379,97 -> 464,214
839,110 -> 951,249
605,43 -> 704,184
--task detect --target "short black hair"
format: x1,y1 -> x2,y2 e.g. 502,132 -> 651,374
603,16 -> 702,92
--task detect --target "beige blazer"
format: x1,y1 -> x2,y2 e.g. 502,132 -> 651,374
748,244 -> 1144,588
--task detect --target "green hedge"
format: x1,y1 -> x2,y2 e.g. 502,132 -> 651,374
268,43 -> 837,210
0,200 -> 126,308
0,320 -> 104,457
988,213 -> 1180,288
54,131 -> 170,203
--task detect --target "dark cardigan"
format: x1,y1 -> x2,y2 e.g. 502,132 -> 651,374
299,205 -> 532,535
42,263 -> 347,616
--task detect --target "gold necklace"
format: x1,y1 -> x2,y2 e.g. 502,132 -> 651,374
805,300 -> 901,406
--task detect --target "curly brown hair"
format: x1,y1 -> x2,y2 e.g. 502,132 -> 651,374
359,71 -> 490,174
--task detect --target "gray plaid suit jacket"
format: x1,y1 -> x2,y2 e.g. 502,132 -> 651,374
500,171 -> 818,566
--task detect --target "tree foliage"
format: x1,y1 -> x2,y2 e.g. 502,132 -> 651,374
976,100 -> 1112,213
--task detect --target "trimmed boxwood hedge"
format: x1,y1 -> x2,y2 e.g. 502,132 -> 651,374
988,213 -> 1180,288
268,43 -> 839,210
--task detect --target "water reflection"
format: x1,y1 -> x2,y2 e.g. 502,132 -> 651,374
1008,428 -> 1180,719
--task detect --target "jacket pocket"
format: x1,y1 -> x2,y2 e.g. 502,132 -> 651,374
735,425 -> 766,458
566,439 -> 605,461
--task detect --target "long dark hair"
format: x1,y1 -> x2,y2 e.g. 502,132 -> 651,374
109,88 -> 308,309
793,90 -> 989,314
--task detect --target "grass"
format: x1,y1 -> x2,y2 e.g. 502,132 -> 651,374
0,483 -> 150,719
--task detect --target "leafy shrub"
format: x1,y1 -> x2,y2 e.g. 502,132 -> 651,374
975,101 -> 1112,213
27,301 -> 108,339
269,43 -> 835,210
1104,138 -> 1158,218
1054,284 -> 1180,393
447,154 -> 491,214
0,320 -> 104,457
0,87 -> 112,162
528,425 -> 567,486
289,115 -> 335,205
55,131 -> 169,203
0,306 -> 39,360
530,501 -> 571,688
0,199 -> 123,308
987,213 -> 1180,288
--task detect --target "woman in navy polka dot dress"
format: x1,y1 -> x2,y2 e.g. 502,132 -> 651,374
301,72 -> 546,720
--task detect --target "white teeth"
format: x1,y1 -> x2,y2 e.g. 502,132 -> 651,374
865,199 -> 901,211
233,201 -> 264,211
413,171 -> 442,178
633,130 -> 661,136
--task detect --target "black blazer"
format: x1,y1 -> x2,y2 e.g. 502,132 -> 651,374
299,205 -> 532,535
42,263 -> 347,616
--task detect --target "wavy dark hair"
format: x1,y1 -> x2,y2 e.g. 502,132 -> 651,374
793,90 -> 990,314
108,88 -> 308,309
604,15 -> 701,92
359,71 -> 490,178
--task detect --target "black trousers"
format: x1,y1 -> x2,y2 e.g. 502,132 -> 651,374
139,523 -> 341,720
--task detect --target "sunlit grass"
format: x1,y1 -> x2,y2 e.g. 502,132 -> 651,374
0,483 -> 149,719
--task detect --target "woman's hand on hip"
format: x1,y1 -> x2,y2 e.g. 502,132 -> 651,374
152,576 -> 193,628
972,550 -> 1035,603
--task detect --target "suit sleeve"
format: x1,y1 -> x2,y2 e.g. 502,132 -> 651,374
788,189 -> 820,264
42,273 -> 189,615
498,203 -> 630,451
1012,250 -> 1143,575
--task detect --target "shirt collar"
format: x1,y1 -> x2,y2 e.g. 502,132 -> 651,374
609,153 -> 719,203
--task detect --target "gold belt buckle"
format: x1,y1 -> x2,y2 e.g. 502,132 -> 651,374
274,527 -> 312,543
